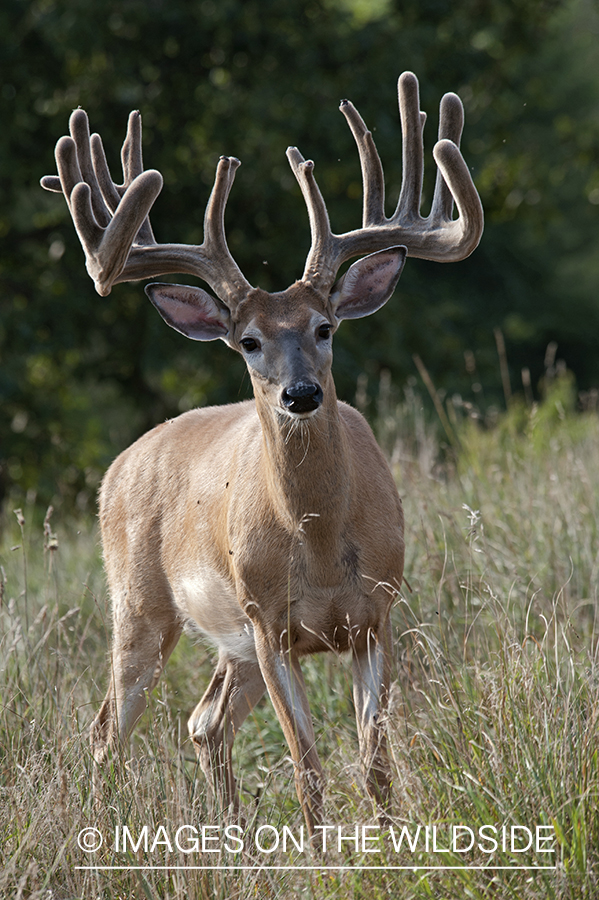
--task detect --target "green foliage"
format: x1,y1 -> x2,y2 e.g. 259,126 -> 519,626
2,0 -> 599,509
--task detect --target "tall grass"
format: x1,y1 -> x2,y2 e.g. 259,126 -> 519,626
1,375 -> 598,898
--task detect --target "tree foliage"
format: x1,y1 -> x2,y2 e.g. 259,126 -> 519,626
1,0 -> 599,509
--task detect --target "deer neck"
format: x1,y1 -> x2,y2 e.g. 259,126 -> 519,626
254,377 -> 352,538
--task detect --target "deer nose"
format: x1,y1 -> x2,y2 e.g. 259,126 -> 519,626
281,382 -> 323,414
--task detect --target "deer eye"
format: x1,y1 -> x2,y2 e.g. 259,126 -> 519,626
317,323 -> 332,340
240,337 -> 260,353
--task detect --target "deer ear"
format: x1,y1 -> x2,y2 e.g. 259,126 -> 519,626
145,283 -> 230,341
330,246 -> 407,320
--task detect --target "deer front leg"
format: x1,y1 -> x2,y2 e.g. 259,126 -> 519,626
90,597 -> 183,794
253,625 -> 324,836
351,621 -> 392,814
187,654 -> 265,816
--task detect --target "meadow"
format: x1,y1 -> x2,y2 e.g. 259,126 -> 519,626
1,370 -> 598,899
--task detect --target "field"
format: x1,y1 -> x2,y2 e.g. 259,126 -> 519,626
1,372 -> 598,899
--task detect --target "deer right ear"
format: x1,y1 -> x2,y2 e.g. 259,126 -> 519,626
145,283 -> 230,341
329,246 -> 407,321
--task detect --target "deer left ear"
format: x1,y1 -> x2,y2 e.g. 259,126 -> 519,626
330,246 -> 407,320
145,283 -> 230,341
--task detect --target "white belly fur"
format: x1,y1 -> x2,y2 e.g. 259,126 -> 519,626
174,570 -> 257,662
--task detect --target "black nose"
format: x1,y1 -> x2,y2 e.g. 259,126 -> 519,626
281,382 -> 323,414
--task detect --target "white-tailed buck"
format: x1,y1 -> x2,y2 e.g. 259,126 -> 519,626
42,72 -> 482,835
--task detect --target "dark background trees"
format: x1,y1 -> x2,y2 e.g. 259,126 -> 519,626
1,0 -> 599,511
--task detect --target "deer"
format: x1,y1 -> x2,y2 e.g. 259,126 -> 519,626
41,71 -> 483,837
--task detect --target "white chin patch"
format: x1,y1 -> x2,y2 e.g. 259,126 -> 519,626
277,407 -> 319,420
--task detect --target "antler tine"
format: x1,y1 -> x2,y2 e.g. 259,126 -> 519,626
286,146 -> 338,289
40,116 -> 101,215
42,134 -> 80,198
395,71 -> 425,221
91,132 -> 122,213
200,156 -> 253,306
121,109 -> 144,183
431,139 -> 483,259
430,92 -> 464,225
339,100 -> 385,228
69,109 -> 112,228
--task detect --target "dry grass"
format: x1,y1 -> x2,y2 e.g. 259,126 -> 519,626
1,376 -> 598,898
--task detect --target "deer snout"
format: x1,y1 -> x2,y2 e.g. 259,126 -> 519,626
281,381 -> 323,414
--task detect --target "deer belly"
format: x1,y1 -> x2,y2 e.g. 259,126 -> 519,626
174,570 -> 257,662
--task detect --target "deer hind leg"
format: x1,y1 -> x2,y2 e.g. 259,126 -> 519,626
253,626 -> 324,836
91,586 -> 183,767
187,653 -> 265,816
351,620 -> 392,814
